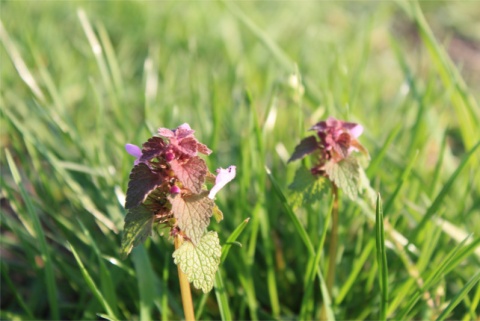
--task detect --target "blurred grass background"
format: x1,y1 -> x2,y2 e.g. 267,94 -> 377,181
1,1 -> 479,320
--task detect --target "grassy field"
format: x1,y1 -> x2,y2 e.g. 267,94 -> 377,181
1,1 -> 479,320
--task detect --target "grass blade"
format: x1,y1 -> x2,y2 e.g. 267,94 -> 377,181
415,141 -> 480,234
68,242 -> 119,321
5,149 -> 59,320
375,194 -> 388,321
435,271 -> 480,321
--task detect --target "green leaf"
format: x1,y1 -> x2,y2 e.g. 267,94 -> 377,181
173,231 -> 222,293
324,156 -> 360,200
288,165 -> 327,208
169,193 -> 214,245
121,204 -> 154,258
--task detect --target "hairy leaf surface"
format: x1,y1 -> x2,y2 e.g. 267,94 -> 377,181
121,204 -> 154,258
173,231 -> 221,293
170,157 -> 207,194
289,165 -> 327,208
324,156 -> 360,200
169,192 -> 214,245
125,163 -> 164,209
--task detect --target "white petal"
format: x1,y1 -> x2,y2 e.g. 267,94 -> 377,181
208,166 -> 236,199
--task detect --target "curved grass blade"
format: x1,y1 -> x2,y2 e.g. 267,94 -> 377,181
68,242 -> 119,321
435,270 -> 480,321
266,166 -> 334,319
221,217 -> 250,264
415,141 -> 480,235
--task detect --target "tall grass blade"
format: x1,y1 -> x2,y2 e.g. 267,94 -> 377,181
131,247 -> 156,321
375,194 -> 388,321
5,149 -> 59,320
415,141 -> 480,234
408,0 -> 480,154
68,242 -> 119,321
435,271 -> 480,321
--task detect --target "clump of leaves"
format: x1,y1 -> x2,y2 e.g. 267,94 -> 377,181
121,123 -> 236,293
288,116 -> 369,205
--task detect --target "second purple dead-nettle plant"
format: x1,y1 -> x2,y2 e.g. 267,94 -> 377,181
288,116 -> 370,204
121,123 -> 236,293
288,116 -> 371,306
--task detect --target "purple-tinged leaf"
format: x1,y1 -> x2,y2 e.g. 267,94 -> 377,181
125,163 -> 164,209
175,123 -> 195,139
197,142 -> 212,155
170,157 -> 207,194
158,127 -> 175,138
175,136 -> 198,156
121,204 -> 154,258
168,192 -> 214,245
288,136 -> 319,163
140,136 -> 166,162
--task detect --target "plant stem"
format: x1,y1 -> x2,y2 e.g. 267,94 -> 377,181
174,235 -> 195,321
320,183 -> 339,320
326,183 -> 339,293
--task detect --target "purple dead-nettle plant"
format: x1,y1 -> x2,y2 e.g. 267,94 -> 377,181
288,116 -> 369,203
288,116 -> 370,304
121,123 -> 236,295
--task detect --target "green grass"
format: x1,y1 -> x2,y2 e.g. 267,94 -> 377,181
1,1 -> 480,320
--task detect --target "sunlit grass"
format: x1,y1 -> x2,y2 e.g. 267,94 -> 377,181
1,1 -> 479,320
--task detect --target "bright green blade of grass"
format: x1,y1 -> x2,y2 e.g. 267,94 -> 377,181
395,235 -> 474,319
131,246 -> 156,321
383,150 -> 418,215
435,271 -> 480,321
77,219 -> 120,317
68,242 -> 119,321
375,194 -> 388,321
5,149 -> 59,320
266,166 -> 314,255
214,269 -> 232,321
415,141 -> 480,235
408,0 -> 480,153
221,217 -> 251,264
299,195 -> 333,320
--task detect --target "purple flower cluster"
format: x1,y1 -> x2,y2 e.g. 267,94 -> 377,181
289,116 -> 367,175
124,123 -> 235,227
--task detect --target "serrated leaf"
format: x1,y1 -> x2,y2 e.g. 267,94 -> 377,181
175,136 -> 198,156
197,142 -> 212,155
288,136 -> 319,162
324,156 -> 360,200
125,163 -> 164,209
121,204 -> 154,258
173,231 -> 221,293
170,157 -> 207,194
139,136 -> 166,162
168,192 -> 214,245
212,205 -> 224,222
288,166 -> 327,208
